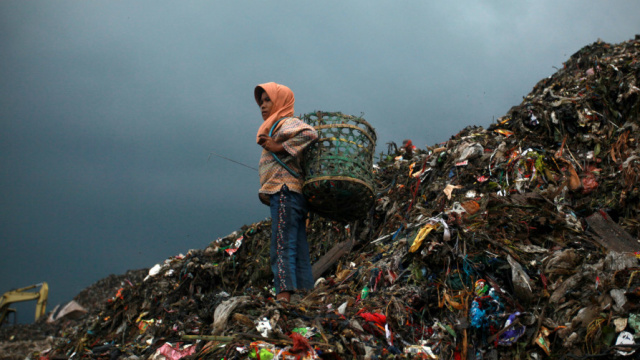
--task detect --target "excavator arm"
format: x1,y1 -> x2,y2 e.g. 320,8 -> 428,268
0,282 -> 48,325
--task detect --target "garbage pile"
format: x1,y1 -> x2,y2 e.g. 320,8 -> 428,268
6,36 -> 640,359
0,270 -> 147,360
72,270 -> 149,313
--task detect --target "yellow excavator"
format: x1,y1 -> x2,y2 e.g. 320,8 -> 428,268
0,282 -> 48,325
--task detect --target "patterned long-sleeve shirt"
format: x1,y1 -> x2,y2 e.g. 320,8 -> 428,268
258,117 -> 318,205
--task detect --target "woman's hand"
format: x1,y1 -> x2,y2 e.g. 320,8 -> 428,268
258,135 -> 285,153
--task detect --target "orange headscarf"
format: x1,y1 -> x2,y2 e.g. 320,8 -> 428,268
255,82 -> 295,143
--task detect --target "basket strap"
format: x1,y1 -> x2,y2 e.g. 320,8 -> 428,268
269,117 -> 301,178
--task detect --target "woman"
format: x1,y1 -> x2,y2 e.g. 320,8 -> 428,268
255,82 -> 318,302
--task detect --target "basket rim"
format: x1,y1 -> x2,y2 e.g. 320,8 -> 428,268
302,111 -> 377,141
313,124 -> 376,145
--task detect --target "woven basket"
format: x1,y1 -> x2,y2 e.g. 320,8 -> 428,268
302,111 -> 377,222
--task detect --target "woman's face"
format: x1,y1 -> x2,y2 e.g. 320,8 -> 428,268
259,91 -> 273,120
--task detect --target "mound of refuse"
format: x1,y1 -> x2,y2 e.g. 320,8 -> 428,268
6,36 -> 640,360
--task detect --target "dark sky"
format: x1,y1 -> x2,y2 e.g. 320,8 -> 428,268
1,1 -> 639,318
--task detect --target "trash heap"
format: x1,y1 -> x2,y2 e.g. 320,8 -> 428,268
0,270 -> 147,360
11,36 -> 640,359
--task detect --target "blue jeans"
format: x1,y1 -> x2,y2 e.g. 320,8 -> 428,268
269,185 -> 314,294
